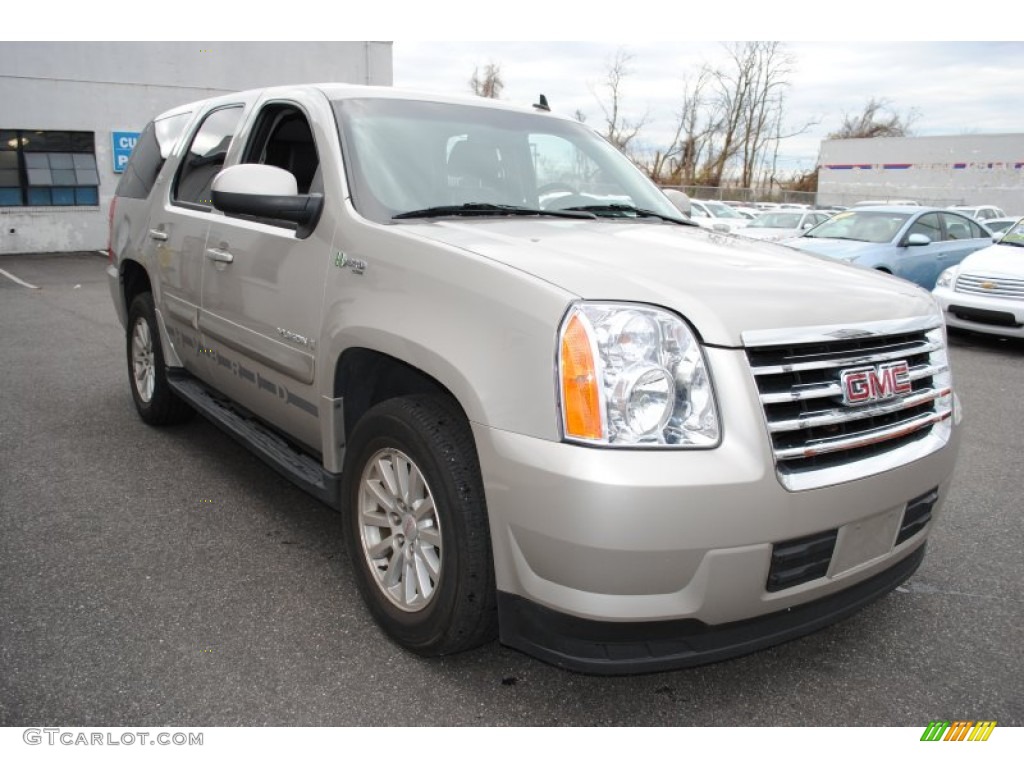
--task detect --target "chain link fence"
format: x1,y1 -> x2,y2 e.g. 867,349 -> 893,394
659,185 -> 817,206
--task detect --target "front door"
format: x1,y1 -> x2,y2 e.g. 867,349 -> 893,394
199,96 -> 332,452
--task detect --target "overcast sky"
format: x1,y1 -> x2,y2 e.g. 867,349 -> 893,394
21,2 -> 1024,176
392,41 -> 1024,174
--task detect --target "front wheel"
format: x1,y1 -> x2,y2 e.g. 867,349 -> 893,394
342,395 -> 497,656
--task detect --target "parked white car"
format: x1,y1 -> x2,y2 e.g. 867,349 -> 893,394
982,217 -> 1019,237
854,199 -> 920,207
690,199 -> 751,233
741,210 -> 833,242
933,218 -> 1024,338
732,206 -> 761,220
948,205 -> 1006,222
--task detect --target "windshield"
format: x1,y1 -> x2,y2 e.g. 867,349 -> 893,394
804,210 -> 910,243
997,218 -> 1024,247
701,201 -> 745,219
332,98 -> 681,224
749,212 -> 802,229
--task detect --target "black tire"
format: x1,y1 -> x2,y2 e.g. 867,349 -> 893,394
126,292 -> 193,426
342,394 -> 497,656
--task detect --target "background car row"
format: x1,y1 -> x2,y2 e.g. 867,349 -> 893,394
660,189 -> 1017,291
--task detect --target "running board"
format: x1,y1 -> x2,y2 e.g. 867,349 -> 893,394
167,371 -> 341,507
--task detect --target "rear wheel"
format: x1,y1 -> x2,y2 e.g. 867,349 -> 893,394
126,292 -> 193,426
342,395 -> 497,655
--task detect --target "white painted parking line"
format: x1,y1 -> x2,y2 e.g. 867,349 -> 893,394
0,267 -> 40,289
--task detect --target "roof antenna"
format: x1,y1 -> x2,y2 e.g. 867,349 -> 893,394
533,94 -> 550,112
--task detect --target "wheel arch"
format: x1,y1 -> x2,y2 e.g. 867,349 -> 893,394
120,259 -> 183,368
333,346 -> 481,441
120,258 -> 152,311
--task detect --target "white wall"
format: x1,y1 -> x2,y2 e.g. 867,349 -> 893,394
0,41 -> 393,255
817,134 -> 1024,212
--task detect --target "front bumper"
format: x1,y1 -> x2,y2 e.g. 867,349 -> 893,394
497,544 -> 925,674
933,284 -> 1024,338
472,347 -> 959,670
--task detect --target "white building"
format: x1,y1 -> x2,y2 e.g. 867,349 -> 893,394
0,41 -> 393,254
817,134 -> 1024,213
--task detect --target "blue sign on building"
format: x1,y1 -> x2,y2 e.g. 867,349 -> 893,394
112,131 -> 140,174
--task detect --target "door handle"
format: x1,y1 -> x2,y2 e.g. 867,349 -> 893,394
148,229 -> 168,241
205,248 -> 234,264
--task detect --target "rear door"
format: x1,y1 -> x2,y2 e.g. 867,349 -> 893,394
896,212 -> 948,287
144,100 -> 250,380
939,211 -> 993,272
198,89 -> 334,452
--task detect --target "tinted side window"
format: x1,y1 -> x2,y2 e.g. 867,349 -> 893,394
939,212 -> 978,241
173,106 -> 244,209
242,104 -> 320,194
968,218 -> 988,238
115,122 -> 161,200
907,213 -> 941,241
116,112 -> 193,200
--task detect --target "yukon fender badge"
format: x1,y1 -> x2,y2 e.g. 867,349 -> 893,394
276,328 -> 314,349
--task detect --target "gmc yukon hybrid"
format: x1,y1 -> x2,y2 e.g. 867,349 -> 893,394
108,84 -> 961,673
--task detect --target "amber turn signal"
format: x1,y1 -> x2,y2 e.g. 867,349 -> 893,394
560,312 -> 603,440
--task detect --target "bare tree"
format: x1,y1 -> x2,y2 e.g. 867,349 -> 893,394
642,67 -> 719,185
593,43 -> 811,191
592,48 -> 648,155
699,42 -> 803,188
828,98 -> 918,139
469,62 -> 504,99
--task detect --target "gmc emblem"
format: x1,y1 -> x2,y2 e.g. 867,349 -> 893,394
839,361 -> 912,405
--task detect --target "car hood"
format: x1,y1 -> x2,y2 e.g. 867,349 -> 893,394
782,237 -> 879,260
397,219 -> 937,347
957,242 -> 1024,277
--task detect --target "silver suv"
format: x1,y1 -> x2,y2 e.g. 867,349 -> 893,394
108,84 -> 961,673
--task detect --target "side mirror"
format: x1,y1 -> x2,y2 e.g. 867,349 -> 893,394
905,233 -> 931,246
211,164 -> 323,237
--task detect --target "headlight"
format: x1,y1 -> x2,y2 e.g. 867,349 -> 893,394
934,267 -> 958,289
558,302 -> 720,447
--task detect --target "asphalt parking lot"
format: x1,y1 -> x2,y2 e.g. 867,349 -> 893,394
1,252 -> 1021,727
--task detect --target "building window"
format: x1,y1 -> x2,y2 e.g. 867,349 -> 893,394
0,130 -> 99,207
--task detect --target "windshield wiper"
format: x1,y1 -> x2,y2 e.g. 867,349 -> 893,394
560,203 -> 694,225
393,203 -> 596,220
998,239 -> 1024,248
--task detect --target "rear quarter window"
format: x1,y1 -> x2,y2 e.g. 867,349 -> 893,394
115,112 -> 191,200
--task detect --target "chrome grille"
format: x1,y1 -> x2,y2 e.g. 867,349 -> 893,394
954,273 -> 1024,300
743,317 -> 954,491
